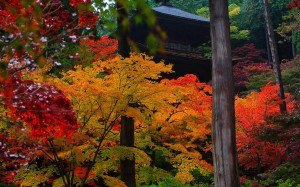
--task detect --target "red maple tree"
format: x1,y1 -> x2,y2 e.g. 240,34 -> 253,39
235,82 -> 295,173
0,73 -> 78,140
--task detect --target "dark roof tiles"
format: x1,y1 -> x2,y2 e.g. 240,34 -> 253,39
153,4 -> 210,23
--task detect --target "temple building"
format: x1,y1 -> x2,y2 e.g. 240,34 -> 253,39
130,3 -> 211,82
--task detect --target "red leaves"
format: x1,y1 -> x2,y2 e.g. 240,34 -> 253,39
78,12 -> 98,29
235,82 -> 295,171
0,0 -> 98,71
0,129 -> 43,184
0,73 -> 78,140
288,0 -> 300,8
69,0 -> 98,29
232,43 -> 269,92
74,167 -> 95,179
69,0 -> 91,8
165,74 -> 203,88
80,36 -> 118,61
112,123 -> 121,132
232,43 -> 264,64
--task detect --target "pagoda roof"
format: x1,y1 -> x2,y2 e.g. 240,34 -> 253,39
153,3 -> 210,23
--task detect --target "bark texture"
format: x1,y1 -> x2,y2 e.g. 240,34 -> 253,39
262,0 -> 287,113
209,0 -> 240,186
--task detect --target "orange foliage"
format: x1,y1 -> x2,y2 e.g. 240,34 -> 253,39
158,74 -> 212,144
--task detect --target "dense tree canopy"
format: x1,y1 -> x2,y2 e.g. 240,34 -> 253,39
0,0 -> 299,186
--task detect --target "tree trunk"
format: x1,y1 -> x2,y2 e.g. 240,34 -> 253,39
292,42 -> 296,58
209,1 -> 240,187
120,116 -> 136,187
265,27 -> 272,63
262,0 -> 287,113
116,1 -> 136,187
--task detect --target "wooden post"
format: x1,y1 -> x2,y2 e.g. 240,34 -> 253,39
209,0 -> 240,186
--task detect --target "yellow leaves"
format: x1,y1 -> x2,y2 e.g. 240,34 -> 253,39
94,53 -> 173,81
15,165 -> 56,187
175,171 -> 195,184
229,4 -> 240,18
19,52 -> 214,185
24,62 -> 54,83
0,103 -> 9,131
230,25 -> 238,33
93,146 -> 151,177
45,53 -> 174,140
167,143 -> 188,153
117,146 -> 151,166
169,150 -> 205,183
52,177 -> 65,187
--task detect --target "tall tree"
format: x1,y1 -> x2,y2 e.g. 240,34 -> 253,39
262,0 -> 287,113
209,0 -> 240,186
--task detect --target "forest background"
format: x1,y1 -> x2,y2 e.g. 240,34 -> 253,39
0,0 -> 300,186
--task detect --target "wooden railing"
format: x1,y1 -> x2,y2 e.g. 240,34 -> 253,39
164,41 -> 203,54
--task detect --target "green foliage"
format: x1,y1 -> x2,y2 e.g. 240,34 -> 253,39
231,27 -> 250,40
93,0 -> 163,54
282,67 -> 300,100
238,0 -> 290,50
260,162 -> 300,186
170,0 -> 208,14
247,71 -> 273,91
276,179 -> 300,187
190,169 -> 213,186
229,4 -> 250,40
14,165 -> 57,187
247,60 -> 300,101
293,32 -> 300,53
276,8 -> 300,54
241,179 -> 258,187
137,166 -> 170,185
196,4 -> 249,41
196,7 -> 209,18
197,42 -> 212,59
143,177 -> 193,187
